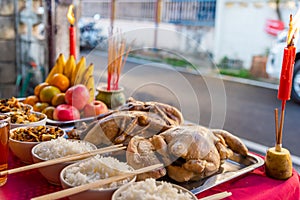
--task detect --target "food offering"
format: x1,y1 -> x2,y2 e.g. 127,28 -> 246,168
31,137 -> 97,185
10,125 -> 64,142
9,125 -> 65,164
60,156 -> 136,200
112,178 -> 197,200
23,54 -> 108,121
126,125 -> 248,182
8,111 -> 47,129
0,97 -> 32,113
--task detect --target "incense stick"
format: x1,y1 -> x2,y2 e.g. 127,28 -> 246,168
107,32 -> 130,90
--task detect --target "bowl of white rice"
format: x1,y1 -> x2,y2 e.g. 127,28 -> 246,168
60,156 -> 136,200
112,178 -> 197,200
31,137 -> 97,185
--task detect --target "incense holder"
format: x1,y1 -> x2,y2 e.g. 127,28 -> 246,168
265,147 -> 293,180
96,86 -> 126,109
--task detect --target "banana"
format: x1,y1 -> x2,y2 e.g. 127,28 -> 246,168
85,76 -> 95,102
73,56 -> 86,85
64,55 -> 76,81
45,61 -> 59,83
81,63 -> 94,85
81,63 -> 95,102
56,53 -> 65,74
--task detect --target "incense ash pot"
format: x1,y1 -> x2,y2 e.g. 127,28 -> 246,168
96,86 -> 126,109
265,147 -> 293,180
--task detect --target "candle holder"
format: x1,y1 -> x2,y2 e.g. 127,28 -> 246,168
265,147 -> 293,180
96,85 -> 126,109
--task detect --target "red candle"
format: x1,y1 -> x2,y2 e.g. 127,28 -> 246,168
277,46 -> 296,101
69,25 -> 76,59
67,5 -> 76,59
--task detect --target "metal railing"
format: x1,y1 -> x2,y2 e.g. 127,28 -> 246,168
81,0 -> 216,26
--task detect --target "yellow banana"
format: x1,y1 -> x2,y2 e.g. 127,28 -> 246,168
64,55 -> 76,81
72,56 -> 86,85
81,63 -> 94,85
85,76 -> 95,102
45,61 -> 59,83
56,53 -> 65,74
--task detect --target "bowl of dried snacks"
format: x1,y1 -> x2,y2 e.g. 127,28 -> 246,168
8,111 -> 47,129
9,125 -> 65,163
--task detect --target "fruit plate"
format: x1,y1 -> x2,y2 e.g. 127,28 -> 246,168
158,152 -> 265,195
45,111 -> 114,127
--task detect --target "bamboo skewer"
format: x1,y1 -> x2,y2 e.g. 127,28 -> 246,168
0,144 -> 125,176
31,164 -> 164,200
276,102 -> 286,152
274,108 -> 279,149
199,191 -> 232,200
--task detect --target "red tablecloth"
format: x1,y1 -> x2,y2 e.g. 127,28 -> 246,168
1,151 -> 300,200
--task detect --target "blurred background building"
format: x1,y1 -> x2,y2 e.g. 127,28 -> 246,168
0,0 -> 298,98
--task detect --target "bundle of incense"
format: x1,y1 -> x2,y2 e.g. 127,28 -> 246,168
107,33 -> 130,91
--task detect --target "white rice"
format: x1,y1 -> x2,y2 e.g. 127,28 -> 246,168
63,156 -> 134,190
34,137 -> 95,160
116,178 -> 194,200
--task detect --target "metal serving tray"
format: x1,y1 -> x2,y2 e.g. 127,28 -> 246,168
160,152 -> 264,195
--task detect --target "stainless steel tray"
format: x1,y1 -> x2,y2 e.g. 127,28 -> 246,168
46,111 -> 114,127
159,152 -> 264,195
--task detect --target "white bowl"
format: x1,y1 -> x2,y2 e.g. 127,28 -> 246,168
9,111 -> 47,129
0,99 -> 32,114
60,156 -> 136,200
112,179 -> 198,200
9,125 -> 65,164
0,114 -> 10,123
31,139 -> 97,185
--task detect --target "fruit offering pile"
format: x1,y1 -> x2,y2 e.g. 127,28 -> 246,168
23,54 -> 108,121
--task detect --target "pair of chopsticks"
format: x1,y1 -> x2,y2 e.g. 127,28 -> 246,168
0,144 -> 125,177
200,191 -> 232,200
31,164 -> 163,200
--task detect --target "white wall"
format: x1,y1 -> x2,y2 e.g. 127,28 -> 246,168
214,0 -> 297,69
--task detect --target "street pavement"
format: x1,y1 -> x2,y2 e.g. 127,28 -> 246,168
82,50 -> 300,168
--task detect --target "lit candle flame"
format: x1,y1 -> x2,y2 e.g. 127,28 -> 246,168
287,8 -> 300,45
67,5 -> 75,25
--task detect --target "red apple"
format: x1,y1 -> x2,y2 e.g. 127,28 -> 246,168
83,100 -> 108,117
65,84 -> 90,110
53,104 -> 80,121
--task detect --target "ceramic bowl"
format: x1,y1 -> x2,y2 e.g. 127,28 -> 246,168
60,156 -> 136,200
31,139 -> 97,185
112,179 -> 198,200
9,125 -> 65,164
9,111 -> 47,129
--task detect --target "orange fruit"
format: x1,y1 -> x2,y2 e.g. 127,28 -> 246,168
34,82 -> 49,97
33,102 -> 49,112
39,86 -> 61,103
42,106 -> 55,120
49,73 -> 70,92
23,95 -> 39,106
51,93 -> 66,107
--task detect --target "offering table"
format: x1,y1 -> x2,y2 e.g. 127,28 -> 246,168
1,151 -> 299,200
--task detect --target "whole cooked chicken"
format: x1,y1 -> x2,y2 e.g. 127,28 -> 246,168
127,125 -> 248,182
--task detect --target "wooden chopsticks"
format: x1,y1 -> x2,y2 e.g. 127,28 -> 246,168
0,144 -> 125,176
200,191 -> 232,200
31,164 -> 164,200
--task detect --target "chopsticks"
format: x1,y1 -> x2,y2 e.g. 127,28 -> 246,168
0,144 -> 125,176
200,191 -> 232,200
31,164 -> 164,200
